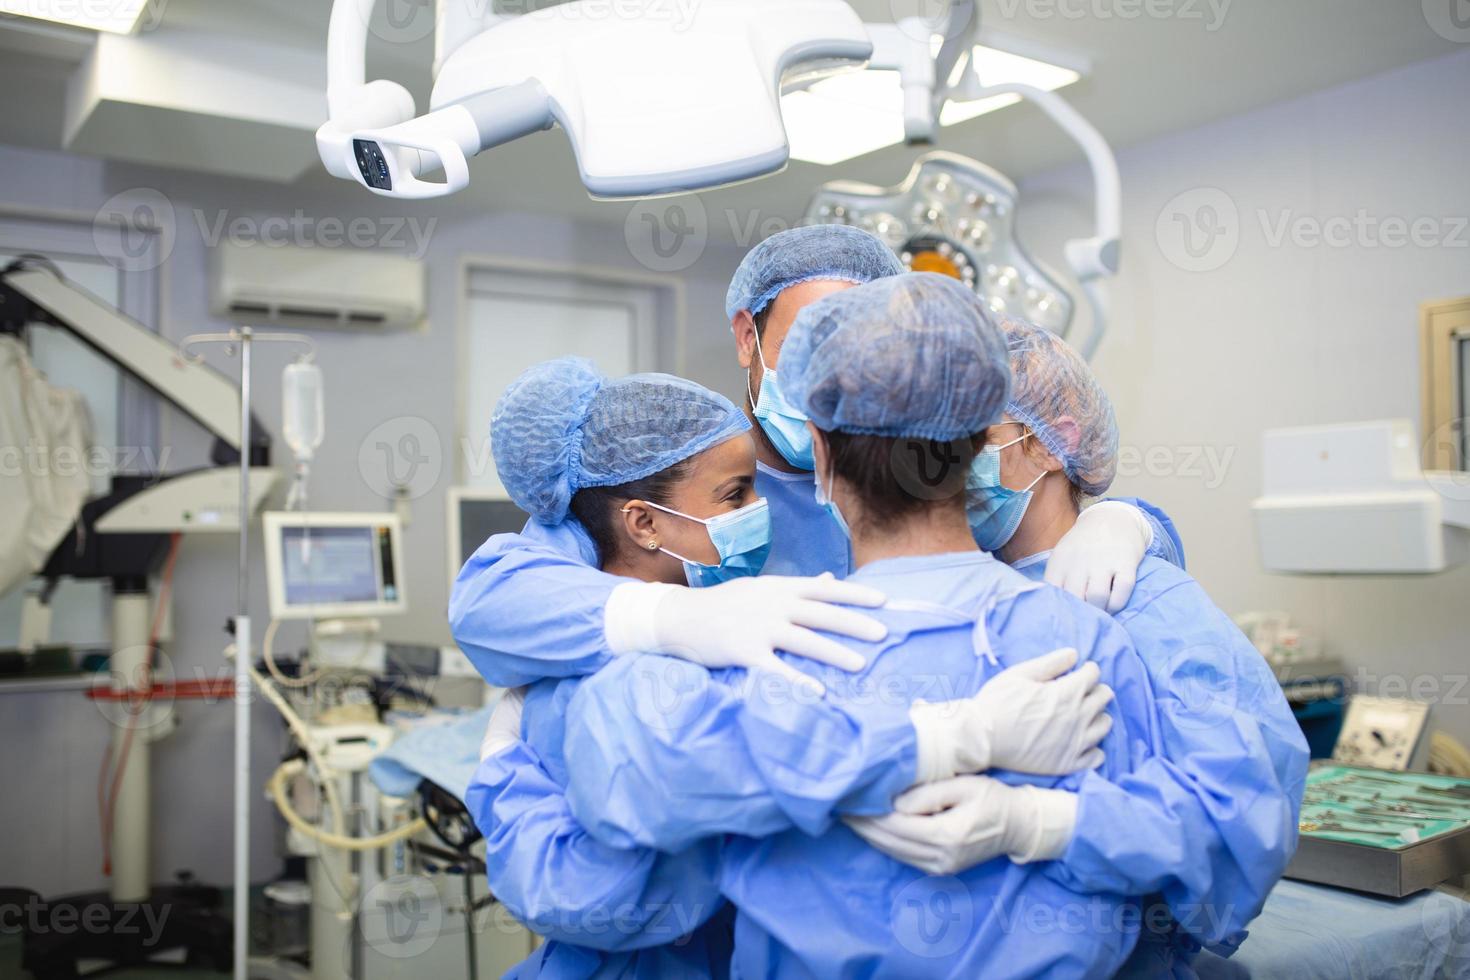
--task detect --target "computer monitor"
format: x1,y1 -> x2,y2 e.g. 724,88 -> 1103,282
446,487 -> 531,590
264,512 -> 407,621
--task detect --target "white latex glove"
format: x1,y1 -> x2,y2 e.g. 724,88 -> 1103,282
1044,500 -> 1153,613
481,686 -> 526,761
604,573 -> 887,696
908,648 -> 1113,782
845,775 -> 1079,874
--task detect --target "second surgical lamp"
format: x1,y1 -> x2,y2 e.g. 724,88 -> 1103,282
318,0 -> 980,199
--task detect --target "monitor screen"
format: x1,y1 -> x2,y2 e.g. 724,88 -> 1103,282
281,526 -> 395,606
456,497 -> 531,567
265,513 -> 405,620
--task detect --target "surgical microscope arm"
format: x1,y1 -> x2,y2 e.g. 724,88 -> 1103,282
0,260 -> 277,534
2,263 -> 245,453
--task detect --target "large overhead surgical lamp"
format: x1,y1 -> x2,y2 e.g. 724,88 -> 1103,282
808,152 -> 1079,337
806,86 -> 1121,358
318,0 -> 981,200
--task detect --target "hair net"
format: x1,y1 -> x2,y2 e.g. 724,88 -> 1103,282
491,357 -> 750,524
724,225 -> 905,321
1001,317 -> 1119,495
779,272 -> 1011,441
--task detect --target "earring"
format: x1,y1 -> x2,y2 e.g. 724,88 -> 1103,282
647,541 -> 659,550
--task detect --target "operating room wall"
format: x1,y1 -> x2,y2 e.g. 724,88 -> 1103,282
0,142 -> 748,896
1011,48 -> 1470,748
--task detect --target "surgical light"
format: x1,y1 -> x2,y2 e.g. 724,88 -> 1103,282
0,0 -> 150,33
807,136 -> 1119,360
808,153 -> 1072,332
322,0 -> 995,199
783,45 -> 1081,167
320,0 -> 875,199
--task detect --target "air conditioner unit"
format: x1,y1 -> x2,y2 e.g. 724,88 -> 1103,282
210,241 -> 425,330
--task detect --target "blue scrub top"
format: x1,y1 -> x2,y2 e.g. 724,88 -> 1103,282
466,676 -> 733,979
449,463 -> 850,688
562,550 -> 1168,979
1014,552 -> 1310,963
751,461 -> 850,576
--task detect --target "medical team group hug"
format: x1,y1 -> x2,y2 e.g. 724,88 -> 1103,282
446,224 -> 1310,978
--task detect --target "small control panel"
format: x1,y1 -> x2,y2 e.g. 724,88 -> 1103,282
354,139 -> 392,191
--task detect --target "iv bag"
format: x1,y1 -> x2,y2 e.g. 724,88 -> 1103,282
282,359 -> 324,462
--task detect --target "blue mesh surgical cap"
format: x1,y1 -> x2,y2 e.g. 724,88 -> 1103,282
779,272 -> 1011,441
491,357 -> 750,524
1001,317 -> 1119,496
724,224 -> 905,321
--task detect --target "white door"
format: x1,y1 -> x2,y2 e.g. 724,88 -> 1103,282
458,265 -> 672,491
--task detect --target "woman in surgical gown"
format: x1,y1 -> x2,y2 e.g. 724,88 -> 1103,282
848,317 -> 1312,976
553,274 -> 1174,977
462,357 -> 762,978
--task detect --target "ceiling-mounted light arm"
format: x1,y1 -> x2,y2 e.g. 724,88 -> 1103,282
319,0 -> 553,198
931,0 -> 979,101
866,22 -> 937,143
320,0 -> 420,181
862,0 -> 978,144
948,70 -> 1121,359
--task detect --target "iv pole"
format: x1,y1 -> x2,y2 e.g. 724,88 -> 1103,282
181,327 -> 314,980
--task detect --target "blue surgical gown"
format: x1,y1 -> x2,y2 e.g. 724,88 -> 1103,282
449,462 -> 1181,688
465,677 -> 734,978
450,466 -> 1184,975
561,551 -> 1166,978
1012,552 -> 1310,972
449,462 -> 849,688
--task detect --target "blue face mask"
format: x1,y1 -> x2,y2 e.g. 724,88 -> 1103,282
748,330 -> 815,471
967,437 -> 1046,552
644,497 -> 773,588
813,462 -> 851,540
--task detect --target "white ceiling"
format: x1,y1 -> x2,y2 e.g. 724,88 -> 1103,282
0,0 -> 1460,237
